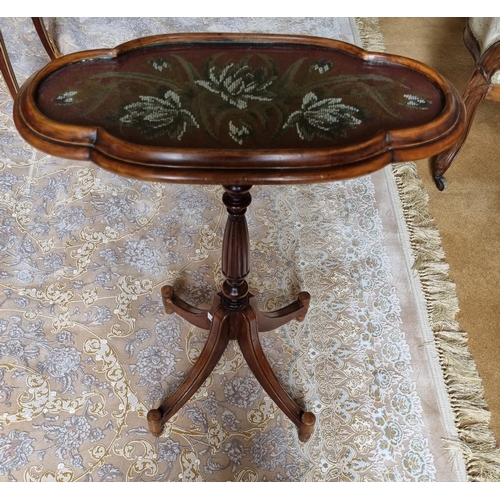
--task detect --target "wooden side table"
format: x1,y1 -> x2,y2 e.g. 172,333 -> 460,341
12,32 -> 464,442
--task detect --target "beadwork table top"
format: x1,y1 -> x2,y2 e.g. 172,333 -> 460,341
14,33 -> 464,184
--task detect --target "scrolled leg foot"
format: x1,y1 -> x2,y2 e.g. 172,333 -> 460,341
161,285 -> 175,314
296,291 -> 311,322
298,411 -> 316,442
147,409 -> 164,437
160,285 -> 213,330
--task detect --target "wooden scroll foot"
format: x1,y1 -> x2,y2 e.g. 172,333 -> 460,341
298,411 -> 316,443
147,287 -> 315,442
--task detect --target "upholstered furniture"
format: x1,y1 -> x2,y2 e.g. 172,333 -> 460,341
434,17 -> 500,190
0,24 -> 465,442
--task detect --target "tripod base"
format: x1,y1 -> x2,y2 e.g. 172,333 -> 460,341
147,285 -> 315,442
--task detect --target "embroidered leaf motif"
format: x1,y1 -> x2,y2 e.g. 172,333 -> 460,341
228,120 -> 252,145
403,94 -> 431,110
53,91 -> 79,105
148,57 -> 170,72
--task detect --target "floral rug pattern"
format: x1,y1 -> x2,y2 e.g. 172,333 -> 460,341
0,17 -> 459,481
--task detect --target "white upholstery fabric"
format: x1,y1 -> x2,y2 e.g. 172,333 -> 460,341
469,17 -> 500,84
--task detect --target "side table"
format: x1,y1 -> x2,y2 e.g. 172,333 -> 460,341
10,32 -> 464,442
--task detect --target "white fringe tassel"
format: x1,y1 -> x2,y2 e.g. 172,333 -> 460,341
356,17 -> 500,481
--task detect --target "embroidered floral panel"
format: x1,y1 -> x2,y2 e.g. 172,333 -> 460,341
35,42 -> 443,150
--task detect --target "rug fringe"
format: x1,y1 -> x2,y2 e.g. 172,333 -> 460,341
356,17 -> 500,481
391,161 -> 500,481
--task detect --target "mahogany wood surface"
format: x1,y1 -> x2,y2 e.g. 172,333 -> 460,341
5,31 -> 466,442
13,32 -> 465,186
434,21 -> 500,190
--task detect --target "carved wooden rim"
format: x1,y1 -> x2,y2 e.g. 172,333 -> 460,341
14,32 -> 465,185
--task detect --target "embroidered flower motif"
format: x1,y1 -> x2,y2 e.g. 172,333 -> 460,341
310,59 -> 333,74
196,60 -> 276,109
284,92 -> 361,141
148,57 -> 170,71
229,120 -> 251,145
120,90 -> 199,140
403,94 -> 431,110
53,90 -> 79,105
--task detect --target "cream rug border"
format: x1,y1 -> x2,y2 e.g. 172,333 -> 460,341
355,17 -> 500,481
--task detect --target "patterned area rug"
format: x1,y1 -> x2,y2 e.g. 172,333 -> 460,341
0,17 -> 496,482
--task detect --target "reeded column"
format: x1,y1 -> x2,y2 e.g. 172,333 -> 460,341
221,185 -> 252,309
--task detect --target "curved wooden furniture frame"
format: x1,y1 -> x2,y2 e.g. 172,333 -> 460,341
0,18 -> 60,98
434,21 -> 500,190
5,32 -> 465,443
14,32 -> 465,186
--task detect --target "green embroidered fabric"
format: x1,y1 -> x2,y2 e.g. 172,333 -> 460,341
36,42 -> 443,150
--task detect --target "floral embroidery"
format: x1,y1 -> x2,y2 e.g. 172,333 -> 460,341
44,49 -> 438,148
0,17 -> 449,481
284,92 -> 361,141
148,57 -> 170,71
196,59 -> 276,109
403,94 -> 431,110
120,90 -> 199,139
53,90 -> 78,105
310,59 -> 333,74
229,120 -> 252,144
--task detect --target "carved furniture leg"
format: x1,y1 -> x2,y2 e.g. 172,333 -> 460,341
147,304 -> 230,436
147,185 -> 315,442
433,68 -> 489,190
238,305 -> 316,442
